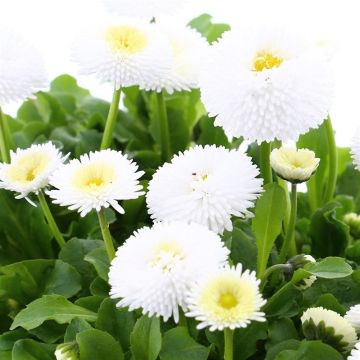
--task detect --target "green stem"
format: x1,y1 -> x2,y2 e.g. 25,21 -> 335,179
260,141 -> 272,184
323,116 -> 338,204
156,91 -> 171,163
100,88 -> 122,150
97,209 -> 116,261
37,191 -> 66,248
0,106 -> 10,163
260,263 -> 292,291
278,183 -> 297,263
224,328 -> 234,360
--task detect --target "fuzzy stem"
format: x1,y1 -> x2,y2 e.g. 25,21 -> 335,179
323,117 -> 338,204
38,191 -> 66,248
260,141 -> 272,184
0,106 -> 10,163
156,91 -> 171,163
278,183 -> 297,263
97,208 -> 116,261
100,88 -> 122,150
224,328 -> 234,360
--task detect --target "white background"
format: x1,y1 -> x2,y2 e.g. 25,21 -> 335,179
0,0 -> 359,146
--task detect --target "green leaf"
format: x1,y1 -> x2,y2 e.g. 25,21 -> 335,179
197,116 -> 231,148
304,257 -> 353,279
84,247 -> 110,281
77,329 -> 124,360
160,327 -> 209,360
64,318 -> 92,343
266,318 -> 299,351
252,183 -> 286,276
0,329 -> 28,351
28,321 -> 66,344
265,340 -> 300,360
130,315 -> 161,360
11,295 -> 97,331
313,294 -> 346,315
50,74 -> 91,102
12,339 -> 55,360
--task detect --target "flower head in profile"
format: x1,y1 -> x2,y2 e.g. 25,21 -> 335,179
147,145 -> 263,234
0,142 -> 66,200
301,307 -> 357,353
55,342 -> 79,360
270,147 -> 320,183
345,304 -> 360,332
102,0 -> 191,20
0,27 -> 47,105
141,22 -> 209,94
199,27 -> 333,143
72,17 -> 172,89
343,213 -> 360,238
108,221 -> 229,322
48,150 -> 144,217
289,254 -> 317,290
349,341 -> 360,360
186,264 -> 266,331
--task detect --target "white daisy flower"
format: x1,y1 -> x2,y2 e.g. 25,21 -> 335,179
186,264 -> 266,331
72,17 -> 172,90
349,341 -> 360,360
294,255 -> 317,290
141,21 -> 209,94
345,305 -> 360,332
108,221 -> 229,323
0,142 -> 67,200
48,150 -> 144,217
199,27 -> 333,143
301,307 -> 358,353
102,0 -> 190,20
0,27 -> 47,105
351,129 -> 360,171
270,147 -> 320,184
146,145 -> 263,234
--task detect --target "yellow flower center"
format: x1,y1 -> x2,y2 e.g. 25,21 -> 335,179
253,50 -> 283,72
149,242 -> 185,271
7,152 -> 51,185
219,293 -> 238,309
73,162 -> 116,192
105,25 -> 148,54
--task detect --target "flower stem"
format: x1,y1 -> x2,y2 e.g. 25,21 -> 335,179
323,116 -> 338,204
278,183 -> 297,263
37,191 -> 66,249
0,106 -> 10,163
260,141 -> 272,184
100,88 -> 122,150
97,208 -> 116,261
260,263 -> 292,291
224,328 -> 234,360
156,91 -> 171,163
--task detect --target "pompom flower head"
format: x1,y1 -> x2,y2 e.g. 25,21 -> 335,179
48,150 -> 144,217
102,0 -> 190,20
0,142 -> 66,200
72,17 -> 172,90
270,147 -> 320,183
0,27 -> 47,105
141,22 -> 209,94
345,304 -> 360,332
108,221 -> 229,322
301,307 -> 357,353
146,145 -> 263,234
349,342 -> 360,360
186,264 -> 266,331
199,27 -> 333,143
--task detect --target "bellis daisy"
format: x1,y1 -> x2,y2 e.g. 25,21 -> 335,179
199,27 -> 333,143
349,342 -> 360,360
141,22 -> 209,94
301,307 -> 358,353
351,130 -> 360,171
0,27 -> 47,105
293,255 -> 317,290
345,305 -> 360,332
102,0 -> 190,20
0,142 -> 67,200
55,343 -> 79,360
270,147 -> 320,183
146,145 -> 263,234
72,17 -> 172,90
108,221 -> 229,322
48,150 -> 144,217
186,264 -> 266,331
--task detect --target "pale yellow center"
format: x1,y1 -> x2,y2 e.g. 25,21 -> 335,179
105,25 -> 148,54
72,162 -> 116,192
253,50 -> 283,72
219,293 -> 238,309
149,241 -> 185,271
7,152 -> 51,185
278,150 -> 317,170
